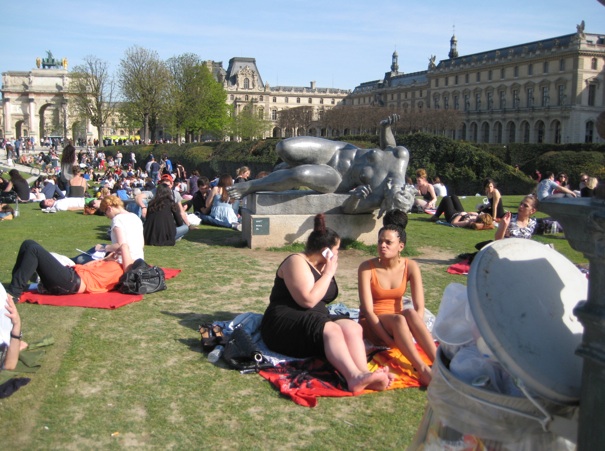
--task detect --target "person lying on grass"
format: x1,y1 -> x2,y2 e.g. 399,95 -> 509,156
430,194 -> 495,230
5,240 -> 133,301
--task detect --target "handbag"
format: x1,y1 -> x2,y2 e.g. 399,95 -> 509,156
117,258 -> 166,294
222,326 -> 271,372
0,192 -> 18,204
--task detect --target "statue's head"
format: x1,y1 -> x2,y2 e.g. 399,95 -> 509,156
378,177 -> 415,218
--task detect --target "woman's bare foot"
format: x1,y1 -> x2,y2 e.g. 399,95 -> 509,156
367,366 -> 395,390
417,365 -> 432,386
348,371 -> 390,393
19,340 -> 28,351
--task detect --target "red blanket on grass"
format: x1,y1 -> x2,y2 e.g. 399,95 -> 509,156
18,268 -> 181,309
259,344 -> 433,407
447,259 -> 471,275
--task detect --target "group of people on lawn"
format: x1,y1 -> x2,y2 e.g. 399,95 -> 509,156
0,130 -> 582,393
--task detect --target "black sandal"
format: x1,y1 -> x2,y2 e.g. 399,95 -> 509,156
199,324 -> 217,352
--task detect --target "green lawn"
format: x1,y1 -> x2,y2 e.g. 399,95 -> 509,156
0,195 -> 587,449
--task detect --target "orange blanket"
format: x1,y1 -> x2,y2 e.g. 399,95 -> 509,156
18,268 -> 181,309
259,344 -> 434,407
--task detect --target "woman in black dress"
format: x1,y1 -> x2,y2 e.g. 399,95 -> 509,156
261,214 -> 391,393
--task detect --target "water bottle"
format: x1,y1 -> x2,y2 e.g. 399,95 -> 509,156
207,345 -> 224,363
14,198 -> 20,218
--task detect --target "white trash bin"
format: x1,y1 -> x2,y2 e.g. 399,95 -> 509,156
409,240 -> 586,450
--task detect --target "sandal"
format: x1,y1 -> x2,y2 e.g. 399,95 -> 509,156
212,325 -> 227,345
199,324 -> 217,352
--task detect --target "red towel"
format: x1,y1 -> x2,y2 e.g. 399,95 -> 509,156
18,268 -> 181,309
259,344 -> 433,407
447,259 -> 471,275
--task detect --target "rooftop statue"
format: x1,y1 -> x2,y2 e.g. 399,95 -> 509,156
227,114 -> 415,216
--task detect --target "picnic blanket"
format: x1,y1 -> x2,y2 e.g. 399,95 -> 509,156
447,259 -> 471,275
259,344 -> 433,407
18,268 -> 181,309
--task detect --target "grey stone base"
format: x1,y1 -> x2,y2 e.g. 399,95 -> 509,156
240,191 -> 382,248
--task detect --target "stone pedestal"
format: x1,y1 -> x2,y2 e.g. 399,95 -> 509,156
540,197 -> 605,449
241,191 -> 382,248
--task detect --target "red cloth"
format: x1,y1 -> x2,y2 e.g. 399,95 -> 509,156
447,259 -> 471,275
259,344 -> 433,407
18,267 -> 181,309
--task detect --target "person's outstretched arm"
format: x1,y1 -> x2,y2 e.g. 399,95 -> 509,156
3,294 -> 22,371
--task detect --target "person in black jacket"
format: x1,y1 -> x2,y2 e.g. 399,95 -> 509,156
143,183 -> 188,246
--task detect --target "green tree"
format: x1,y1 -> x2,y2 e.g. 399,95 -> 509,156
166,55 -> 230,142
118,46 -> 170,142
70,56 -> 117,145
229,101 -> 272,140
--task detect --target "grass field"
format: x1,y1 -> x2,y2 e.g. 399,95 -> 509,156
0,194 -> 587,449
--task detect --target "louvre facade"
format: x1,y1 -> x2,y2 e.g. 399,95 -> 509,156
346,23 -> 605,144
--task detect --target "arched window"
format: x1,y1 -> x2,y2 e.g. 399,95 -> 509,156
535,121 -> 545,143
586,121 -> 594,143
245,95 -> 249,101
494,122 -> 503,144
553,120 -> 562,144
272,97 -> 276,103
461,123 -> 467,141
521,121 -> 530,143
271,110 -> 277,121
481,122 -> 490,143
507,121 -> 516,143
285,97 -> 289,103
308,98 -> 312,104
591,58 -> 598,70
258,107 -> 264,119
470,122 -> 478,142
244,78 -> 250,89
296,97 -> 301,103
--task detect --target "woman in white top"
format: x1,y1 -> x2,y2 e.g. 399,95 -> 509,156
73,195 -> 144,264
98,195 -> 145,261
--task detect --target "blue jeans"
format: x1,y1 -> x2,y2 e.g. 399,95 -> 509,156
8,240 -> 81,298
175,224 -> 189,241
200,215 -> 232,229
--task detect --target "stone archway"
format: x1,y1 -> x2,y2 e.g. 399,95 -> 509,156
15,120 -> 25,139
39,103 -> 62,138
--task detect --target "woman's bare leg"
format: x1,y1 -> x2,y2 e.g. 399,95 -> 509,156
403,309 -> 437,362
380,314 -> 433,385
323,322 -> 389,393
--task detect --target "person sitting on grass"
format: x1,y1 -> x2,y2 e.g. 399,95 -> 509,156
430,194 -> 495,230
358,224 -> 436,386
143,183 -> 189,246
5,240 -> 133,301
1,284 -> 27,371
536,171 -> 577,201
477,178 -> 505,220
260,214 -> 392,393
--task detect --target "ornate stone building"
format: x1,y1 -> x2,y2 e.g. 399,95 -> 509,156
214,57 -> 351,138
347,23 -> 605,144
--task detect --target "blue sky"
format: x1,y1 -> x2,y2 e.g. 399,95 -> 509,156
2,0 -> 605,90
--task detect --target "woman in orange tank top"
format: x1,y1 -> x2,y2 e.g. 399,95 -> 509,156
358,224 -> 436,386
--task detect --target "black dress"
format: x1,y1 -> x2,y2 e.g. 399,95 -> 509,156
261,255 -> 339,358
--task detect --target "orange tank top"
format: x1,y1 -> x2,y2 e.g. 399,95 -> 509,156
368,259 -> 408,315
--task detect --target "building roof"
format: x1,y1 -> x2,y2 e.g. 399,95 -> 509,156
225,57 -> 264,87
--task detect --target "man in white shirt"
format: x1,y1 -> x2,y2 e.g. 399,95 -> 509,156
39,197 -> 100,212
